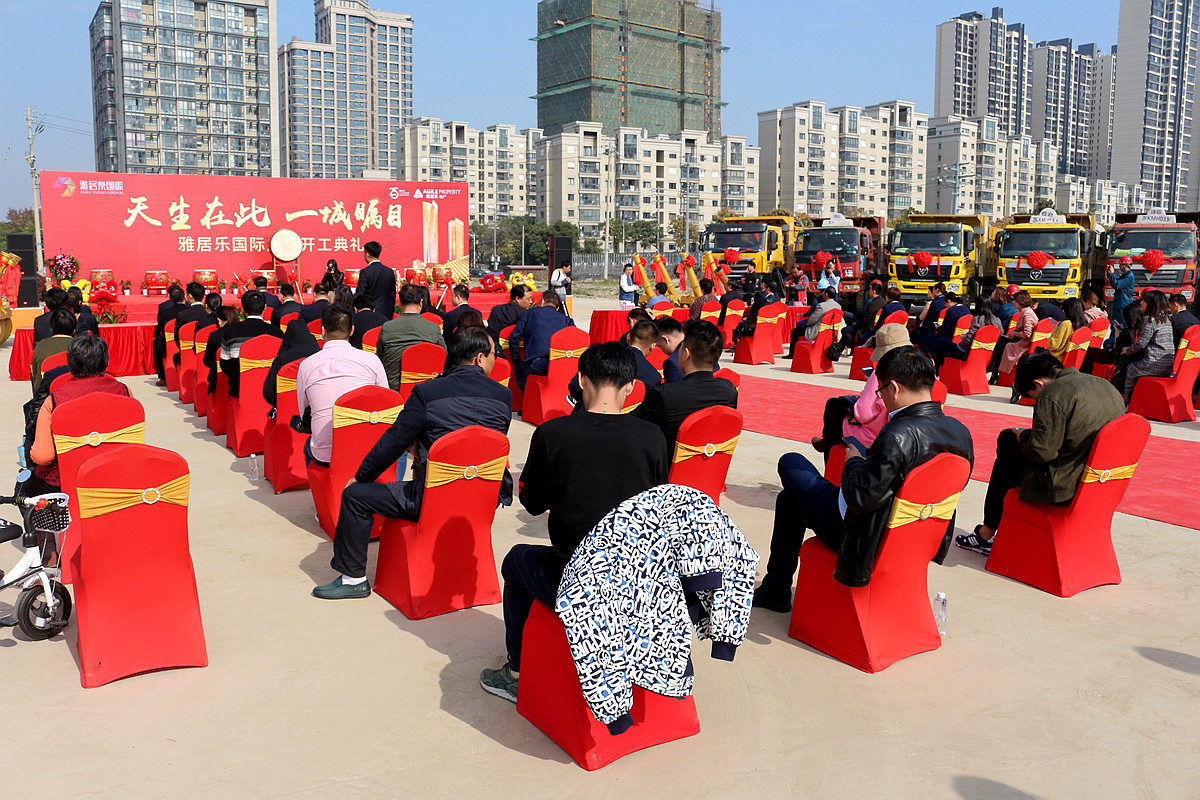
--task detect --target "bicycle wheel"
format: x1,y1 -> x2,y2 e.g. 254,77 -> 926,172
16,581 -> 72,640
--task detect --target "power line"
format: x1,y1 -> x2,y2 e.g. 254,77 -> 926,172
39,112 -> 94,126
39,122 -> 93,137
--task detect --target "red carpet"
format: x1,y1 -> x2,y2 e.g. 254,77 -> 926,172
738,374 -> 1200,531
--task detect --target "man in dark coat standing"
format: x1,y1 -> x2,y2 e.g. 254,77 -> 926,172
353,240 -> 396,319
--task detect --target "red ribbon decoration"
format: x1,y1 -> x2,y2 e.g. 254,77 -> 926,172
1025,251 -> 1050,269
723,248 -> 742,265
912,251 -> 933,269
1141,249 -> 1166,275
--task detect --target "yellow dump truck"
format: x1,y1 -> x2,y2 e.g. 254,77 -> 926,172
989,209 -> 1099,301
699,215 -> 795,290
885,214 -> 989,302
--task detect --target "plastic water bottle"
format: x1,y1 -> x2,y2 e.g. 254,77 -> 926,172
934,592 -> 948,636
248,454 -> 260,481
16,445 -> 27,470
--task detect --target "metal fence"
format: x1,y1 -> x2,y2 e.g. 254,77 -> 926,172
569,252 -> 664,280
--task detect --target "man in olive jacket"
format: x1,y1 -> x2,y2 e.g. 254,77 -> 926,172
754,347 -> 974,611
956,352 -> 1125,557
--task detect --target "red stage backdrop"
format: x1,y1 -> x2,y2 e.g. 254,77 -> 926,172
39,171 -> 469,284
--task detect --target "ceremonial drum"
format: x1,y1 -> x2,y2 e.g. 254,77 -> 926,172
250,269 -> 278,290
269,229 -> 303,264
89,269 -> 114,282
430,266 -> 451,286
144,270 -> 170,293
193,269 -> 219,290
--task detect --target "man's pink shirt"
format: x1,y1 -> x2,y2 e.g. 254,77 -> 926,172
296,340 -> 389,462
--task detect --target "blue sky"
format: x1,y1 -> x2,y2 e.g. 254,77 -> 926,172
0,0 -> 1121,210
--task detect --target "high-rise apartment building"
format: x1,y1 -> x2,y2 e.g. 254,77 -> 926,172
1088,45 -> 1118,182
1031,39 -> 1109,178
279,0 -> 412,179
934,8 -> 1032,138
395,117 -> 542,224
757,100 -> 927,221
532,122 -> 756,250
534,0 -> 723,140
90,0 -> 279,175
1112,0 -> 1200,210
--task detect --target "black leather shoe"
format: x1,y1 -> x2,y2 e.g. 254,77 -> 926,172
312,577 -> 371,600
752,584 -> 792,613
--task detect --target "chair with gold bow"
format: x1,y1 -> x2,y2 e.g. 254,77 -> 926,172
788,453 -> 971,672
307,318 -> 324,348
278,311 -> 301,330
667,406 -> 743,505
622,380 -> 645,413
788,308 -> 844,374
699,300 -> 721,325
768,302 -> 790,355
517,599 -> 700,771
712,367 -> 740,390
374,426 -> 510,619
36,350 -> 69,384
719,299 -> 746,349
263,360 -> 309,494
397,342 -> 446,404
308,385 -> 404,539
939,324 -> 1000,396
1128,325 -> 1200,423
732,305 -> 781,367
193,335 -> 212,417
177,320 -> 199,405
1087,316 -> 1115,380
421,312 -> 444,328
361,326 -> 381,355
73,444 -> 207,688
498,324 -> 523,413
523,326 -> 591,426
164,318 -> 181,393
50,393 -> 145,586
488,355 -> 512,391
986,413 -> 1150,597
645,347 -> 667,381
997,317 -> 1054,387
206,370 -> 230,435
848,309 -> 910,381
226,334 -> 283,458
1059,325 -> 1093,370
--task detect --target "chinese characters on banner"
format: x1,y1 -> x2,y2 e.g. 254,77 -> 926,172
39,171 -> 469,285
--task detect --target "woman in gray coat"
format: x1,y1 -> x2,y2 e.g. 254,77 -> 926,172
1122,290 -> 1176,403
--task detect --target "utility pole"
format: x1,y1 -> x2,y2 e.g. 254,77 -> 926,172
936,162 -> 974,215
520,220 -> 526,268
26,108 -> 45,277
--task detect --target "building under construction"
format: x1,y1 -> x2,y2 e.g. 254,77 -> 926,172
534,0 -> 723,140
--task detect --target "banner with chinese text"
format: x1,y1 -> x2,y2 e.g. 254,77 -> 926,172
39,171 -> 469,284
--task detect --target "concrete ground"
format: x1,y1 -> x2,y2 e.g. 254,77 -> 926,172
2,294 -> 1198,799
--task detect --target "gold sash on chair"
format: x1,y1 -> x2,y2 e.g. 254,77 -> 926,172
194,341 -> 207,354
818,321 -> 839,333
672,434 -> 740,464
400,370 -> 440,384
1080,464 -> 1137,484
424,454 -> 507,488
239,358 -> 274,372
1067,339 -> 1089,352
179,339 -> 194,351
549,346 -> 586,360
885,491 -> 963,528
701,310 -> 719,322
77,474 -> 190,519
364,343 -> 377,354
54,422 -> 146,455
276,376 -> 297,395
970,338 -> 996,351
331,404 -> 403,428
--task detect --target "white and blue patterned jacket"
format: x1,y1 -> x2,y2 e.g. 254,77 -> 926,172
555,485 -> 759,734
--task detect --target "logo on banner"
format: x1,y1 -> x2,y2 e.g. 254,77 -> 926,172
55,176 -> 76,197
413,189 -> 424,199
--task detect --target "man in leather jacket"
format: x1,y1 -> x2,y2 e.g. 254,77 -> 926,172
753,347 -> 974,611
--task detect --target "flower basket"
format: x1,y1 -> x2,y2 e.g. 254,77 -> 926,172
47,253 -> 80,284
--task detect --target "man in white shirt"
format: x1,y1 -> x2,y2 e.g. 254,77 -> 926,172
295,303 -> 389,466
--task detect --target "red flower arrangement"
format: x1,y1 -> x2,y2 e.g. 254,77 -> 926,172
912,251 -> 933,268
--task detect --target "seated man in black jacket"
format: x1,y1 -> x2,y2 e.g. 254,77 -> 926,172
480,343 -> 669,703
64,286 -> 100,336
349,293 -> 387,349
217,290 -> 284,397
634,320 -> 737,454
753,347 -> 974,611
827,280 -> 885,361
313,326 -> 513,600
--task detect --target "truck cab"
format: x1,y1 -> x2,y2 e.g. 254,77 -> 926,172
886,214 -> 988,302
990,210 -> 1097,301
1102,211 -> 1199,302
701,215 -> 794,290
794,214 -> 885,310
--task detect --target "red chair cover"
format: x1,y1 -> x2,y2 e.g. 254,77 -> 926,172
397,341 -> 446,404
823,445 -> 846,485
517,601 -> 700,771
361,326 -> 381,355
307,385 -> 403,539
769,302 -> 789,354
940,325 -> 999,396
279,311 -> 300,329
1059,325 -> 1094,370
789,453 -> 972,672
421,312 -> 443,328
712,367 -> 740,389
73,444 -> 207,688
206,370 -> 230,436
263,359 -> 308,493
226,334 -> 282,458
950,314 -> 971,344
698,300 -> 721,325
49,372 -> 73,392
177,320 -> 198,405
998,318 -> 1054,387
789,308 -> 844,374
488,355 -> 512,391
374,427 -> 509,619
50,392 -> 145,586
732,305 -> 780,366
164,318 -> 180,393
622,380 -> 645,413
498,324 -> 523,412
645,347 -> 667,379
308,318 -> 324,347
523,327 -> 590,425
1088,316 -> 1110,349
986,414 -> 1151,596
931,379 -> 948,406
39,350 -> 69,380
720,299 -> 746,349
667,406 -> 743,504
848,306 -> 908,382
1128,325 -> 1200,423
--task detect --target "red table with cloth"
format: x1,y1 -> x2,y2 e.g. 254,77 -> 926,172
8,323 -> 156,381
589,310 -> 632,345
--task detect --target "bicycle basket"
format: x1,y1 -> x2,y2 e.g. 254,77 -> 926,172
28,496 -> 72,536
